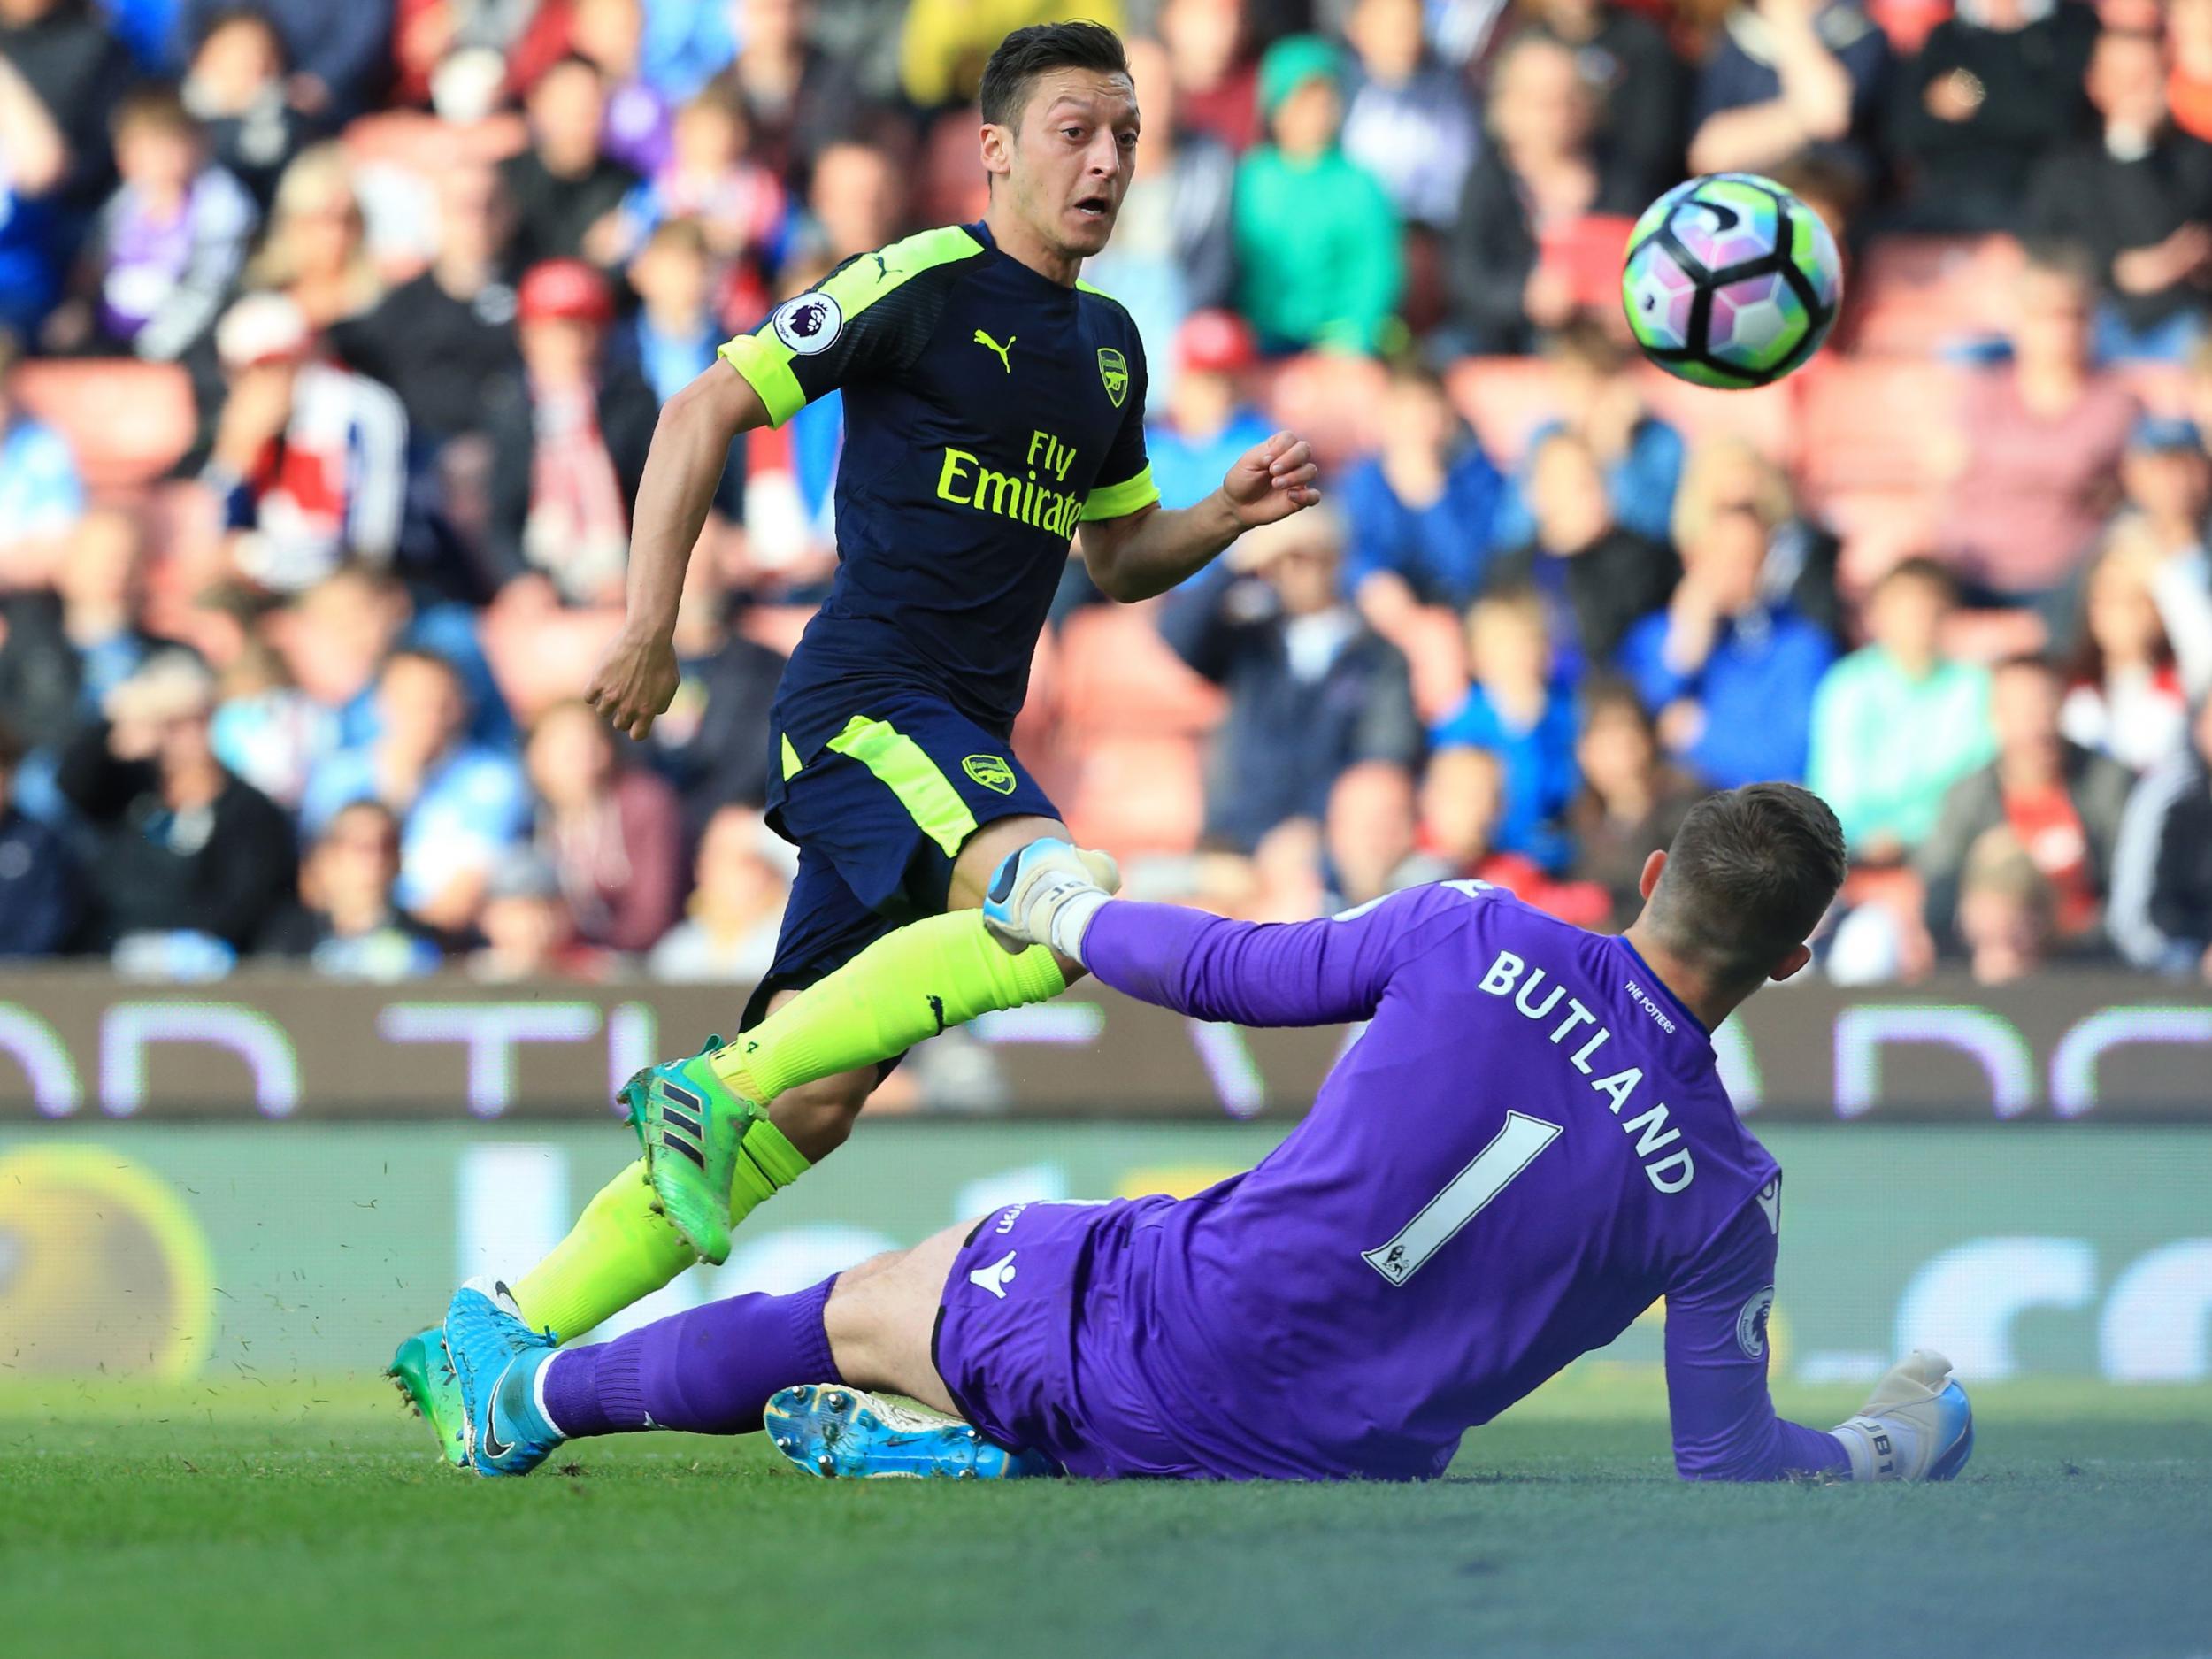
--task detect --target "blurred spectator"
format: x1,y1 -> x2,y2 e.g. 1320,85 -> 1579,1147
804,137 -> 901,264
1485,430 -> 1678,677
56,649 -> 296,956
209,631 -> 328,806
621,216 -> 721,402
1161,505 -> 1422,853
332,162 -> 522,447
2110,692 -> 2212,974
1937,249 -> 2137,612
0,716 -> 77,955
256,796 -> 447,977
1491,318 -> 1685,550
173,0 -> 393,128
1917,653 -> 2132,958
275,560 -> 511,750
2060,535 -> 2190,771
1233,34 -> 1402,354
2025,28 -> 2212,363
485,257 -> 707,603
1447,33 -> 1641,355
1417,742 -> 1611,922
649,802 -> 790,980
502,53 -> 641,269
301,646 -> 530,932
1809,557 -> 1994,860
1158,0 -> 1258,151
1954,825 -> 2060,982
719,0 -> 869,188
58,85 -> 257,362
1671,434 -> 1841,641
611,77 -> 789,268
1432,586 -> 1578,867
2174,0 -> 2212,145
1324,759 -> 1442,908
1340,358 -> 1503,619
202,291 -> 408,591
1565,677 -> 1702,930
468,848 -> 610,979
1519,0 -> 1686,206
0,324 -> 84,584
0,52 -> 68,331
1143,310 -> 1271,511
641,559 -> 787,833
1340,0 -> 1479,231
1079,35 -> 1237,375
570,0 -> 672,178
1620,502 -> 1836,788
1687,0 -> 1890,188
0,0 -> 135,207
181,6 -> 308,209
525,696 -> 684,952
242,142 -> 381,331
899,0 -> 1124,111
0,507 -> 167,752
1884,0 -> 2096,234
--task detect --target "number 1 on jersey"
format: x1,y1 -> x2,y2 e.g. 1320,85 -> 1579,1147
1363,1111 -> 1563,1286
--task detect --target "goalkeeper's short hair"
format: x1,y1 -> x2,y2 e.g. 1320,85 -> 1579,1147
1647,782 -> 1847,992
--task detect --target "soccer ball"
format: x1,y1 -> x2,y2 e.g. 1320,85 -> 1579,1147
1621,173 -> 1842,389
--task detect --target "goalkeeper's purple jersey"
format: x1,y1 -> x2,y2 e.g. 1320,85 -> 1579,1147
1078,883 -> 1846,1482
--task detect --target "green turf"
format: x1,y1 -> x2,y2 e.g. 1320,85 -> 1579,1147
2,1377 -> 2207,1659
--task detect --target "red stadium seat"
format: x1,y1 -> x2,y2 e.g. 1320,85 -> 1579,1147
1061,732 -> 1207,856
11,359 -> 196,490
1795,358 -> 1964,506
1822,488 -> 1941,595
1447,357 -> 1560,467
1263,352 -> 1390,465
1634,363 -> 1799,465
1847,235 -> 2017,358
1056,603 -> 1224,735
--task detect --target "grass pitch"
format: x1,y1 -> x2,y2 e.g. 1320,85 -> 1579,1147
2,1376 -> 2206,1659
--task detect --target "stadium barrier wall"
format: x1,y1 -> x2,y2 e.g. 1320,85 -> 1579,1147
0,970 -> 2210,1121
2,1122 -> 2207,1385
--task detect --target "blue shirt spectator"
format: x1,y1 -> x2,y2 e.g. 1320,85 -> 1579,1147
301,648 -> 529,929
0,345 -> 84,568
1688,0 -> 1892,186
1430,587 -> 1579,869
1144,311 -> 1272,512
1619,506 -> 1836,788
0,718 -> 76,954
1340,362 -> 1502,611
1492,416 -> 1683,551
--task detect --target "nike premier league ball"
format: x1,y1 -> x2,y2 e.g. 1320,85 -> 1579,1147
1621,173 -> 1843,389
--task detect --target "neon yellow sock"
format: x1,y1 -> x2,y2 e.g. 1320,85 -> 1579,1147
508,1159 -> 695,1342
710,911 -> 1068,1102
730,1115 -> 811,1213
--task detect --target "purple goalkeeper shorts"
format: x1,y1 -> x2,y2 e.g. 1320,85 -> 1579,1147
931,1195 -> 1196,1479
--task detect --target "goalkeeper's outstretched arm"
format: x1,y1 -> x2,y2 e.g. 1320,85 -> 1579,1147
1665,1194 -> 1973,1482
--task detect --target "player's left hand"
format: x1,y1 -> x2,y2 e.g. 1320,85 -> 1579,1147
1220,431 -> 1320,529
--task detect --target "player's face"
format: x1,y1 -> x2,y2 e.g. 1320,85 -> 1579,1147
1003,70 -> 1140,258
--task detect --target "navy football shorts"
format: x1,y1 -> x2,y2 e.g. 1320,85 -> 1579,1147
741,687 -> 1061,1030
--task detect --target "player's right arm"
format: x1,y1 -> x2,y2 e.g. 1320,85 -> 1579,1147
586,363 -> 771,739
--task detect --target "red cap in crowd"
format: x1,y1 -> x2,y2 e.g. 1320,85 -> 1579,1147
518,258 -> 616,326
1176,308 -> 1257,376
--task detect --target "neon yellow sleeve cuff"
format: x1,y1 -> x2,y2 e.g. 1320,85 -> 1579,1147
718,334 -> 806,427
1081,465 -> 1160,523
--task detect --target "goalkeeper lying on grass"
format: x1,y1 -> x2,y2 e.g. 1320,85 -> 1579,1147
440,783 -> 1972,1485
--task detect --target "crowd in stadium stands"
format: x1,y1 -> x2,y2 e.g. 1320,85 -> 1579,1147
9,0 -> 2212,990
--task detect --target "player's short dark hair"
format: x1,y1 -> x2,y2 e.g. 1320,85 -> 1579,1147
1647,782 -> 1847,992
979,20 -> 1129,130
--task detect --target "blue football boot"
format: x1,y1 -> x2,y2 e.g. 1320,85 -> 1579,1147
764,1385 -> 1054,1480
442,1278 -> 564,1478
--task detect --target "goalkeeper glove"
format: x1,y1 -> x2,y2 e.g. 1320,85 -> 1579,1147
981,837 -> 1119,959
1830,1349 -> 1974,1481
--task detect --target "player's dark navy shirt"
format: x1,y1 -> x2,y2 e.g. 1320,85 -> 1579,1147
718,221 -> 1156,758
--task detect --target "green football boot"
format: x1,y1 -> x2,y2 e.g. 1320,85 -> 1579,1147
617,1036 -> 767,1265
387,1325 -> 469,1468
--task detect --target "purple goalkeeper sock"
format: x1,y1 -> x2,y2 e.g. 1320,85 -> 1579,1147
538,1276 -> 842,1439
